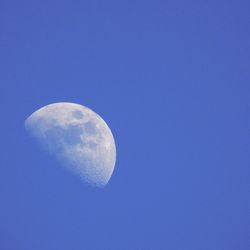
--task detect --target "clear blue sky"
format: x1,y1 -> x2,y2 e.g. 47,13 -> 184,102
0,0 -> 249,249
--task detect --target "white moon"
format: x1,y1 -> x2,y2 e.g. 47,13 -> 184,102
25,102 -> 116,187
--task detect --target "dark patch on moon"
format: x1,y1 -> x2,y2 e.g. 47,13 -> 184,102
64,125 -> 84,145
84,121 -> 96,134
44,125 -> 84,148
83,141 -> 97,149
72,110 -> 84,119
44,126 -> 66,151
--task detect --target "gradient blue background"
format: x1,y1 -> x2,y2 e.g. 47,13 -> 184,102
0,0 -> 249,249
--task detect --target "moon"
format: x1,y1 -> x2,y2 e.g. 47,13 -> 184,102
25,102 -> 116,187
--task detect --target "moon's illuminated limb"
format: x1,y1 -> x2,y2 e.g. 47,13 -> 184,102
25,103 -> 116,187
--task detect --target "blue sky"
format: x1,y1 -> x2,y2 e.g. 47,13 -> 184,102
0,0 -> 249,249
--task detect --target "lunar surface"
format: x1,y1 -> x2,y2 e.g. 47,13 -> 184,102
25,102 -> 116,187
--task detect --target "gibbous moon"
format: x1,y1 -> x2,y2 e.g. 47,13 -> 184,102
25,102 -> 116,187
